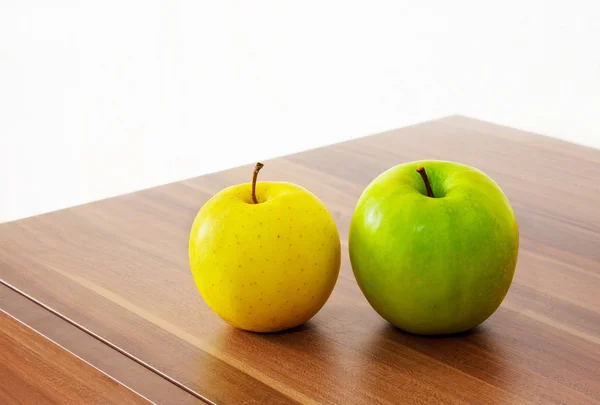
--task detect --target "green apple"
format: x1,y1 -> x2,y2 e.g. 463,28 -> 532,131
349,160 -> 519,335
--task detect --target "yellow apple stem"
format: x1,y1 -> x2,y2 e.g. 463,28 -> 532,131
252,162 -> 265,204
416,166 -> 435,198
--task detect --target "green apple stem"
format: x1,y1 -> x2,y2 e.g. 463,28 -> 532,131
416,166 -> 435,198
252,162 -> 265,204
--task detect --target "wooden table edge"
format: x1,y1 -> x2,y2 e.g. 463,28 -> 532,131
0,282 -> 210,405
0,307 -> 152,404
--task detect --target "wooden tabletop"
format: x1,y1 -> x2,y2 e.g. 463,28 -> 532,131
1,116 -> 599,405
0,308 -> 149,405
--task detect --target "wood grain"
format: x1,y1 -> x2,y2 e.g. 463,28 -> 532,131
0,308 -> 149,405
0,284 -> 206,405
1,116 -> 599,404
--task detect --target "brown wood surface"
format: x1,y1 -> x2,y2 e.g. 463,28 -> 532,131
1,116 -> 599,404
0,308 -> 149,405
0,284 -> 205,405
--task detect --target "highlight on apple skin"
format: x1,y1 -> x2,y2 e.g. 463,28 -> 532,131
349,160 -> 519,335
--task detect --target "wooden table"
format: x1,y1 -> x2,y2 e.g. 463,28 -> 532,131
1,116 -> 599,404
0,308 -> 149,405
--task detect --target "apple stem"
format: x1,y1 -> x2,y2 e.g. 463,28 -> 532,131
252,162 -> 264,204
416,166 -> 435,198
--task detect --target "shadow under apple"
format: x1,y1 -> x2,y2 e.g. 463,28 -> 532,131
351,320 -> 517,403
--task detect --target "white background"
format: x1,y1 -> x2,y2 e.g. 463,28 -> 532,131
1,1 -> 599,223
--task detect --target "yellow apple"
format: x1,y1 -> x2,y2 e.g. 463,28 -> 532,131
189,163 -> 341,332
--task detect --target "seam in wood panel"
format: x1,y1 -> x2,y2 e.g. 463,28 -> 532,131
0,308 -> 156,405
0,279 -> 216,405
